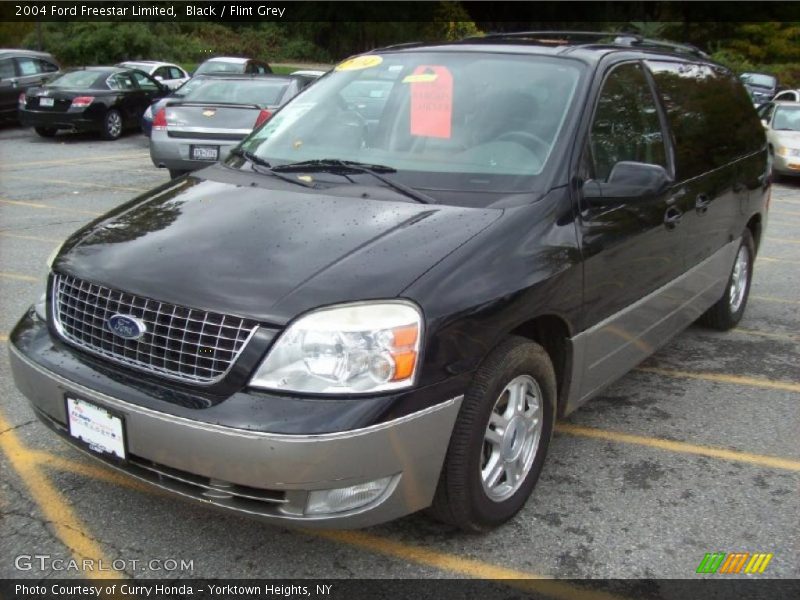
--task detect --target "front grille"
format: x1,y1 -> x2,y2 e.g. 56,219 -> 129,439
52,273 -> 258,384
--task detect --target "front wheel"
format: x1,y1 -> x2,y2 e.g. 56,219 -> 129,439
428,336 -> 555,531
101,109 -> 123,140
698,229 -> 755,330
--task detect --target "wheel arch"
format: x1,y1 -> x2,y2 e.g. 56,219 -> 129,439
508,314 -> 574,418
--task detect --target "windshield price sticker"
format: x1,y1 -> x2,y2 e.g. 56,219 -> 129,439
409,65 -> 453,139
335,55 -> 384,72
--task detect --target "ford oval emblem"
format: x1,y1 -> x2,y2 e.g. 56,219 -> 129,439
107,314 -> 146,340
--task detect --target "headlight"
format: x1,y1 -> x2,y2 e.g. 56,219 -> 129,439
249,301 -> 422,394
777,146 -> 800,157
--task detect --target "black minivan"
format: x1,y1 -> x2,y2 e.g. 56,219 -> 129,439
9,33 -> 769,531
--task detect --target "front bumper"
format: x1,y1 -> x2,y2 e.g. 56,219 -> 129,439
772,153 -> 800,175
150,130 -> 241,171
9,313 -> 462,528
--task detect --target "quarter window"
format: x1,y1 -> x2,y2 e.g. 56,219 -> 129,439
588,63 -> 667,182
169,67 -> 184,80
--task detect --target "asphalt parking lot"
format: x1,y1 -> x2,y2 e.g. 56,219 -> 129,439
0,124 -> 798,589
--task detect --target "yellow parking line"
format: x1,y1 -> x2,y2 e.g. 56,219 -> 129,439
636,366 -> 800,393
557,424 -> 800,472
37,452 -> 625,599
774,197 -> 800,205
1,152 -> 149,169
0,231 -> 62,243
0,271 -> 38,282
0,333 -> 8,342
767,237 -> 800,245
752,294 -> 800,305
759,256 -> 800,266
0,197 -> 102,216
0,412 -> 125,578
3,173 -> 147,194
733,327 -> 799,343
771,209 -> 800,216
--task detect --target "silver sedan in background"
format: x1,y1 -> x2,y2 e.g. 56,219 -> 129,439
149,74 -> 314,178
758,100 -> 800,176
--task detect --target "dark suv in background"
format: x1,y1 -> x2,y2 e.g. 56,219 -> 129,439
9,32 -> 768,531
0,49 -> 60,120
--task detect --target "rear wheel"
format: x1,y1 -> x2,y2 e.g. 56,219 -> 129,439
34,126 -> 57,138
698,229 -> 755,330
101,109 -> 123,140
428,336 -> 555,531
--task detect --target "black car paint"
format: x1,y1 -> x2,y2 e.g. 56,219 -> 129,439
19,67 -> 167,134
16,44 -> 769,434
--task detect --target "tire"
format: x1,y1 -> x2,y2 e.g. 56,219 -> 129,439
697,229 -> 755,330
100,109 -> 123,140
168,169 -> 188,179
34,126 -> 57,138
428,336 -> 556,531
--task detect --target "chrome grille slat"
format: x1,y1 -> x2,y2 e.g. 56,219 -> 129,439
52,273 -> 257,384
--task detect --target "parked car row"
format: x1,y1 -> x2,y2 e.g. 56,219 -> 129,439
6,48 -> 326,176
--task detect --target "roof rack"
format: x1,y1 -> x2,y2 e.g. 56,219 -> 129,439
460,30 -> 709,59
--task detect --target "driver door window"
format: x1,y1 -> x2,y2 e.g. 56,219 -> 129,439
588,63 -> 667,182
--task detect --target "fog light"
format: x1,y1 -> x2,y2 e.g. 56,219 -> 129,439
305,476 -> 394,515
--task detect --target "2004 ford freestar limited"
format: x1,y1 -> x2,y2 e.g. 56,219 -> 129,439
10,36 -> 769,531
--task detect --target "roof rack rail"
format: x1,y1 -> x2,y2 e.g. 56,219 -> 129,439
460,30 -> 709,59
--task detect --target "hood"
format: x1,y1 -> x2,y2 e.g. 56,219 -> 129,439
56,174 -> 501,325
772,129 -> 800,145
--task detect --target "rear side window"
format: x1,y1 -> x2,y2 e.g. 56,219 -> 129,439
16,57 -> 41,75
107,73 -> 136,90
588,62 -> 667,182
647,61 -> 764,181
169,67 -> 184,80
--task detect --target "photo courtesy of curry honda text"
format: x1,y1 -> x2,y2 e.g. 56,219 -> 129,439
9,32 -> 769,532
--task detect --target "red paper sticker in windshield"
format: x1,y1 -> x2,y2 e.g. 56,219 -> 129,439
409,65 -> 453,139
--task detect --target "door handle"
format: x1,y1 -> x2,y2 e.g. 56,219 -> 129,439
664,206 -> 683,229
695,193 -> 711,214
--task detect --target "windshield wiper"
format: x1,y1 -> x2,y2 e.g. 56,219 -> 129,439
272,159 -> 435,204
229,148 -> 315,189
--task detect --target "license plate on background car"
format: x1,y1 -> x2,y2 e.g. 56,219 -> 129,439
39,97 -> 54,107
190,145 -> 219,161
66,396 -> 126,459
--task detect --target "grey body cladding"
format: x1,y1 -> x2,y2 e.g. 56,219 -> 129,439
565,238 -> 739,414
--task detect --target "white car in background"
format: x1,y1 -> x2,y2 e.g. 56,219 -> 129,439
117,61 -> 190,90
758,100 -> 800,176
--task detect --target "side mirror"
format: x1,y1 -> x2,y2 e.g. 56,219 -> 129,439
761,119 -> 769,129
583,162 -> 671,206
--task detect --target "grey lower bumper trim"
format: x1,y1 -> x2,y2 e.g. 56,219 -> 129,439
9,344 -> 462,528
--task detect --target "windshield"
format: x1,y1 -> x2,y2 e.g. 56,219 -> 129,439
183,79 -> 289,106
742,73 -> 776,88
49,70 -> 104,89
236,52 -> 583,196
195,60 -> 246,75
773,106 -> 800,131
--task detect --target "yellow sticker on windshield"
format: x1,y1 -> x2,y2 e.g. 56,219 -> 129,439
335,55 -> 383,71
402,73 -> 438,83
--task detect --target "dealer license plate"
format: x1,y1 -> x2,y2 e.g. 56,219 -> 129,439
66,396 -> 126,459
39,97 -> 54,107
190,145 -> 219,161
